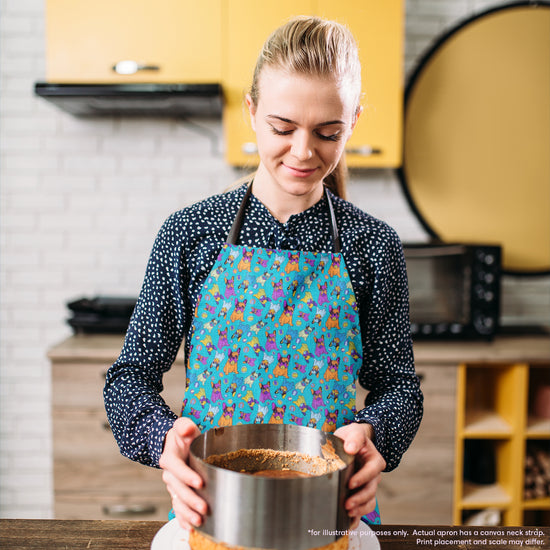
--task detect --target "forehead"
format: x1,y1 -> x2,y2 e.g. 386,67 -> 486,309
256,67 -> 355,120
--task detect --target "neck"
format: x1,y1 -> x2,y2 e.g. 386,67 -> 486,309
251,165 -> 324,223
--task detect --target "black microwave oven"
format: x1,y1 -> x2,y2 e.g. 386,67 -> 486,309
403,243 -> 502,340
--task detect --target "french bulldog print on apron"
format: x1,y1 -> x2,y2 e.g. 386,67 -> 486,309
181,185 -> 363,433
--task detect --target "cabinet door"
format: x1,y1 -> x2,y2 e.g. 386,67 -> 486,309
45,0 -> 222,83
317,0 -> 404,167
222,0 -> 315,167
377,365 -> 456,524
223,0 -> 404,167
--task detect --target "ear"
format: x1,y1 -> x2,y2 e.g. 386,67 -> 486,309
350,105 -> 363,133
245,93 -> 257,132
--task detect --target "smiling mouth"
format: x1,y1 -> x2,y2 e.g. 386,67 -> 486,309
283,163 -> 318,177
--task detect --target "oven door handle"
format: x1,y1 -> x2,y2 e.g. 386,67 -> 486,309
404,245 -> 466,258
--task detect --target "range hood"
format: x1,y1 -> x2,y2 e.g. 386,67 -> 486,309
34,82 -> 223,117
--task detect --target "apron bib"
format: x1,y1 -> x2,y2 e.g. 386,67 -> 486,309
182,185 -> 362,433
178,184 -> 381,524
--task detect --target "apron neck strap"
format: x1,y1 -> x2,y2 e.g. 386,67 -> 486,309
227,184 -> 341,253
226,183 -> 253,246
326,186 -> 341,253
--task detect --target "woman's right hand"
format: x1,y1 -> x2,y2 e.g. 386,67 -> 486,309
159,417 -> 207,531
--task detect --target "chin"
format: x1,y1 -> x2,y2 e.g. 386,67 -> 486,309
283,182 -> 323,199
276,172 -> 325,196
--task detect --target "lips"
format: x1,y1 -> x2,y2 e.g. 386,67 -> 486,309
282,163 -> 318,178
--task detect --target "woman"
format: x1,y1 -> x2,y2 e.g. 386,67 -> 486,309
104,15 -> 423,533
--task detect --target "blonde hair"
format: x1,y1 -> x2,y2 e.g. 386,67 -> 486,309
249,16 -> 362,199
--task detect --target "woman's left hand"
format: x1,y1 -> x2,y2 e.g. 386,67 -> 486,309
334,422 -> 386,528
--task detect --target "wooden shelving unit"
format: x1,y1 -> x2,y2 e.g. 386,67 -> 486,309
453,361 -> 550,526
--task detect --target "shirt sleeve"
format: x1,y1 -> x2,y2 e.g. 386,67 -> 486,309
103,213 -> 188,468
353,228 -> 424,472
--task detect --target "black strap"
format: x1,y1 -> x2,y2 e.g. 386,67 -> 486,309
226,183 -> 253,245
226,183 -> 341,252
325,186 -> 341,254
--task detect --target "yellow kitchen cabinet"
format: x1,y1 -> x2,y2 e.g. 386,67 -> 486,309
45,0 -> 222,83
223,0 -> 404,168
453,362 -> 550,526
222,0 -> 315,169
317,1 -> 404,168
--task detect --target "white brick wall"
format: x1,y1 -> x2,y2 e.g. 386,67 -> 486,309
1,0 -> 548,518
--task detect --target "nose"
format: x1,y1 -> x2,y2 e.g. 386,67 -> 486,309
290,131 -> 313,161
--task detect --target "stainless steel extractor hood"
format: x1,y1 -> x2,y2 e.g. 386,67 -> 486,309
34,82 -> 223,117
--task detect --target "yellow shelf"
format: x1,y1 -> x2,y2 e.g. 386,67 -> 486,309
454,361 -> 550,526
463,411 -> 513,437
522,497 -> 550,510
525,416 -> 550,437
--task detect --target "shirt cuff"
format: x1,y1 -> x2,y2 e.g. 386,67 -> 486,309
148,413 -> 177,468
354,408 -> 385,456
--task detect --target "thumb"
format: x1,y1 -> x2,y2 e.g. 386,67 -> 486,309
344,435 -> 363,455
334,424 -> 365,455
173,417 -> 201,444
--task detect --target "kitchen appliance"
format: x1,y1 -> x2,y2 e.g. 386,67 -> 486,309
66,296 -> 136,333
403,243 -> 501,339
34,82 -> 223,117
189,424 -> 354,550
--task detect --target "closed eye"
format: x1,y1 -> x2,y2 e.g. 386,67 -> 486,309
269,125 -> 293,136
316,131 -> 342,142
269,125 -> 342,142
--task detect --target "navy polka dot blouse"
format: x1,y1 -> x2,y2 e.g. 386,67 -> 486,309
103,184 -> 423,471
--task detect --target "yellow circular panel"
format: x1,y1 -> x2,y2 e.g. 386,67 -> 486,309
402,4 -> 550,273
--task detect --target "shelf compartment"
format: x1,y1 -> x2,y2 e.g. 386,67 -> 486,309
463,364 -> 525,435
526,416 -> 550,437
527,364 -> 550,437
523,509 -> 550,526
461,482 -> 512,508
523,440 -> 550,503
459,438 -> 516,513
454,360 -> 549,526
463,411 -> 513,437
461,508 -> 504,526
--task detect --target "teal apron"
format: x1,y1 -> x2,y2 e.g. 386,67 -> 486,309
176,184 -> 380,524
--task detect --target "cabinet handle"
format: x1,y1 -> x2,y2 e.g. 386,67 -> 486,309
112,60 -> 161,75
345,145 -> 382,156
102,503 -> 157,516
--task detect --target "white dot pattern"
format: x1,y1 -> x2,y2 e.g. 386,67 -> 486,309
104,184 -> 424,470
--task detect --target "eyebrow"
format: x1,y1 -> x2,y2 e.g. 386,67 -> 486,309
266,115 -> 345,127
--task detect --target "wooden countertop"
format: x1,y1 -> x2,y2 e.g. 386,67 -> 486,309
47,333 -> 550,365
0,520 -> 548,550
47,334 -> 187,364
411,334 -> 550,365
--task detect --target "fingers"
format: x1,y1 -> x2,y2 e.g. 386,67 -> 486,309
348,494 -> 377,529
159,418 -> 207,530
160,449 -> 204,491
348,446 -> 386,491
345,474 -> 380,520
163,469 -> 208,530
159,418 -> 203,488
335,422 -> 386,523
